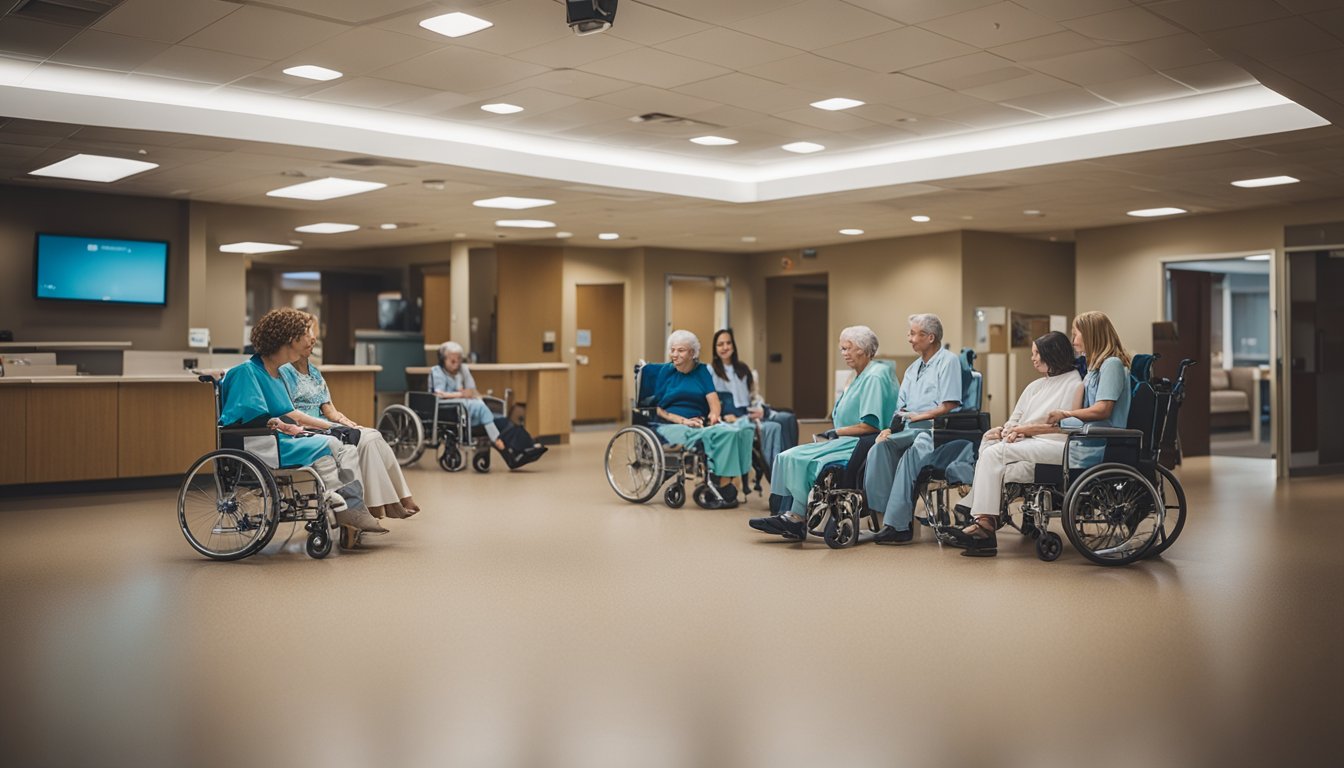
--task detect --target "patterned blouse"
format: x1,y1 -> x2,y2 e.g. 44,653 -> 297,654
279,362 -> 331,419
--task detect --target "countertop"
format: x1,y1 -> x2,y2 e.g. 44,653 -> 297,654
406,363 -> 570,373
0,365 -> 381,384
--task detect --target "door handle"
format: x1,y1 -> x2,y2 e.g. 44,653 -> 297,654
576,354 -> 590,365
602,374 -> 621,380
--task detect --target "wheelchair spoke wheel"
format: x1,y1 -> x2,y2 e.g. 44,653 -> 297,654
178,449 -> 278,561
823,493 -> 861,548
377,404 -> 424,467
1062,463 -> 1162,566
439,442 -> 466,472
1145,465 -> 1186,559
605,426 -> 664,504
664,482 -> 686,508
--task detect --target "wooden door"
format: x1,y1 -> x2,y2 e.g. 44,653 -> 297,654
422,273 -> 452,346
1164,268 -> 1212,456
668,278 -> 716,360
575,283 -> 625,422
792,293 -> 829,418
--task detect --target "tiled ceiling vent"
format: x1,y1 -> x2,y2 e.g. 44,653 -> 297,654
329,157 -> 420,169
8,0 -> 125,26
628,112 -> 715,129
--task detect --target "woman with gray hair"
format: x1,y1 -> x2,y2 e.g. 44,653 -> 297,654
431,341 -> 546,469
651,329 -> 755,508
750,325 -> 898,541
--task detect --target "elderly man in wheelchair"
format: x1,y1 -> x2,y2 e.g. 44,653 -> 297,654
604,330 -> 755,509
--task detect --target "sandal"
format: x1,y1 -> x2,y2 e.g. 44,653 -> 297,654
945,517 -> 997,558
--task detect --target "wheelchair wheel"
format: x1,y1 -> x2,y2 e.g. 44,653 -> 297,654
823,493 -> 861,549
306,530 -> 332,559
439,443 -> 466,472
377,404 -> 424,467
1062,463 -> 1162,566
178,449 -> 279,561
692,484 -> 715,509
664,482 -> 686,508
605,426 -> 665,504
472,450 -> 491,473
1145,465 -> 1186,559
1036,531 -> 1062,561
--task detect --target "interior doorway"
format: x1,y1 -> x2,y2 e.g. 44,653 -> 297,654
666,275 -> 729,357
574,283 -> 625,424
1285,248 -> 1344,475
765,274 -> 829,419
1164,255 -> 1274,461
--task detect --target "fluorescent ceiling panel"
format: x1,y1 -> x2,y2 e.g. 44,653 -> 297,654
1231,175 -> 1298,188
690,136 -> 738,146
1127,207 -> 1187,217
838,228 -> 863,235
220,242 -> 298,254
473,196 -> 555,209
283,65 -> 342,81
30,153 -> 158,182
481,103 -> 524,114
910,215 -> 930,222
811,97 -> 864,111
495,219 -> 555,228
420,12 -> 492,38
295,222 -> 359,233
598,233 -> 620,240
781,142 -> 825,154
266,177 -> 386,200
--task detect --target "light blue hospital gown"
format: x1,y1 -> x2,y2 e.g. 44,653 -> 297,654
219,355 -> 333,468
430,363 -> 503,441
1060,356 -> 1131,467
863,348 -> 963,529
771,359 -> 899,516
710,365 -> 796,474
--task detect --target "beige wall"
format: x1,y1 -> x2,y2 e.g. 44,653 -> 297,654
496,244 -> 563,363
961,231 -> 1075,343
561,246 -> 644,420
640,247 -> 756,367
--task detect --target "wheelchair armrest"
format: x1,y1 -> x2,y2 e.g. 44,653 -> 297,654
480,395 -> 507,417
931,429 -> 985,448
934,412 -> 990,432
1068,426 -> 1143,440
221,426 -> 275,438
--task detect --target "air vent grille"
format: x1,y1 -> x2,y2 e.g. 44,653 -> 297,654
330,156 -> 419,169
628,112 -> 716,129
9,0 -> 124,27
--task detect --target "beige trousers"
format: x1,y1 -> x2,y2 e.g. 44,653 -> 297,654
964,437 -> 1066,519
354,427 -> 413,509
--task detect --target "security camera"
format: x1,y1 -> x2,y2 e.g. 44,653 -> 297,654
566,0 -> 617,35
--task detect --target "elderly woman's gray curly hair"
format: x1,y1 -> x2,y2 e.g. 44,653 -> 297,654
666,329 -> 701,359
838,325 -> 879,358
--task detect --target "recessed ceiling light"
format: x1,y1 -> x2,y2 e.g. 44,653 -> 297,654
782,141 -> 825,154
219,242 -> 298,254
419,11 -> 492,38
690,136 -> 738,146
30,153 -> 158,183
1127,207 -> 1187,217
282,65 -> 342,82
481,103 -> 524,115
741,236 -> 757,243
379,223 -> 398,230
495,219 -> 555,228
267,177 -> 386,201
295,222 -> 359,234
474,196 -> 555,209
810,97 -> 864,111
838,228 -> 864,236
911,215 -> 931,223
556,231 -> 573,238
598,233 -> 620,240
1231,175 -> 1299,188
1244,254 -> 1271,261
1023,209 -> 1042,216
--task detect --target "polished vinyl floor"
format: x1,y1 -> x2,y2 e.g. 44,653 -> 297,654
1,432 -> 1340,768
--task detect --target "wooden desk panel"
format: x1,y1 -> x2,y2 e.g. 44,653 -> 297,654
322,370 -> 376,426
118,383 -> 216,478
0,387 -> 27,485
26,384 -> 118,483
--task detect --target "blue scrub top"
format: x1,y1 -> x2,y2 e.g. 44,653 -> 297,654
219,355 -> 331,466
1061,356 -> 1131,429
897,347 -> 963,428
655,363 -> 715,420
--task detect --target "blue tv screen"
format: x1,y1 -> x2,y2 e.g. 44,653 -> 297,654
34,233 -> 169,306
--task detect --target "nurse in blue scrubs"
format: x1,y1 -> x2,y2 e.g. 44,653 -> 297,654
652,330 -> 755,508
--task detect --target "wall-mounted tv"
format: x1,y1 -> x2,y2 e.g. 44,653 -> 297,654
34,233 -> 169,306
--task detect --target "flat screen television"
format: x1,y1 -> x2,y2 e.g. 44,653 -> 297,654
34,233 -> 169,306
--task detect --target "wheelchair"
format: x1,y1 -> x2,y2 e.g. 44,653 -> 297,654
177,374 -> 339,561
990,355 -> 1193,566
604,362 -> 736,509
376,389 -> 510,473
805,348 -> 989,549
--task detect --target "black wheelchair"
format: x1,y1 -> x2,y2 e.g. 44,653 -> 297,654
604,362 -> 736,509
991,355 -> 1193,565
806,349 -> 989,548
376,389 -> 510,473
176,374 -> 339,561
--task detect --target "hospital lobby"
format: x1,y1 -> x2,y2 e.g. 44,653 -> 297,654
1,1 -> 1341,766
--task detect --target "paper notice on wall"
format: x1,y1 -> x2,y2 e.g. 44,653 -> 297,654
576,329 -> 592,347
1050,315 -> 1068,333
189,328 -> 210,348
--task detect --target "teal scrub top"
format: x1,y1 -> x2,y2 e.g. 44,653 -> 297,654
833,359 -> 899,431
1061,356 -> 1130,429
897,347 -> 962,428
219,355 -> 332,466
655,363 -> 716,420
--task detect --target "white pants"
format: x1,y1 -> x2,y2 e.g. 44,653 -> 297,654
965,437 -> 1066,519
354,427 -> 413,509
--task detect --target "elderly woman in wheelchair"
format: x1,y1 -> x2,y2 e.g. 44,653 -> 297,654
604,330 -> 755,509
176,308 -> 386,561
748,325 -> 898,541
430,341 -> 546,470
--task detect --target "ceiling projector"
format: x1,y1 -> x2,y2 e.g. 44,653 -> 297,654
566,0 -> 617,35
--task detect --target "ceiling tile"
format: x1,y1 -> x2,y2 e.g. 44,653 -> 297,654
504,101 -> 638,133
1144,0 -> 1291,33
728,0 -> 901,51
49,30 -> 171,72
594,86 -> 721,118
248,0 -> 432,25
384,91 -> 479,116
1203,17 -> 1341,62
512,32 -> 640,69
136,45 -> 271,84
674,73 -> 815,114
1062,7 -> 1183,43
989,30 -> 1103,62
685,104 -> 771,127
1029,48 -> 1154,85
501,69 -> 634,99
655,28 -> 801,70
304,77 -> 442,109
1269,48 -> 1344,92
606,2 -> 713,45
0,17 -> 80,58
1119,33 -> 1224,69
182,6 -> 348,61
579,48 -> 731,90
920,2 -> 1067,48
938,101 -> 1039,128
419,0 -> 570,55
1012,0 -> 1133,22
1086,73 -> 1196,104
841,0 -> 1000,24
773,106 -> 878,132
1160,61 -> 1262,91
816,26 -> 976,73
1307,8 -> 1344,39
93,0 -> 239,44
1000,87 -> 1114,116
963,72 -> 1074,101
636,0 -> 812,26
279,27 -> 441,78
902,52 -> 1029,90
374,47 -> 548,93
893,89 -> 993,116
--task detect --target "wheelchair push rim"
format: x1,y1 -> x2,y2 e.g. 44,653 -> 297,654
605,426 -> 665,504
1062,463 -> 1163,566
378,404 -> 425,467
178,449 -> 279,561
1145,464 -> 1186,559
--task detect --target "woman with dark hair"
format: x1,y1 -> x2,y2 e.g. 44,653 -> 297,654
709,328 -> 798,474
945,330 -> 1083,556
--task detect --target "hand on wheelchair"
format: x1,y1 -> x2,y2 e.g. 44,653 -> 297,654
267,417 -> 306,436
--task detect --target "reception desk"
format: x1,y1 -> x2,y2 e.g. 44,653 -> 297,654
405,363 -> 571,443
0,365 -> 380,488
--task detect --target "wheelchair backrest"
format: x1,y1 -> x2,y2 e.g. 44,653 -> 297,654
1126,376 -> 1162,463
406,391 -> 440,422
1130,353 -> 1157,384
635,361 -> 670,409
958,347 -> 983,412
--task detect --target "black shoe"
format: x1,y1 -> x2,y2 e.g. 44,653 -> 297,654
748,514 -> 806,541
945,523 -> 997,557
953,504 -> 972,526
873,525 -> 913,545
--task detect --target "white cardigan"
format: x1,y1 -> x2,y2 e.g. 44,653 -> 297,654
1005,371 -> 1083,441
